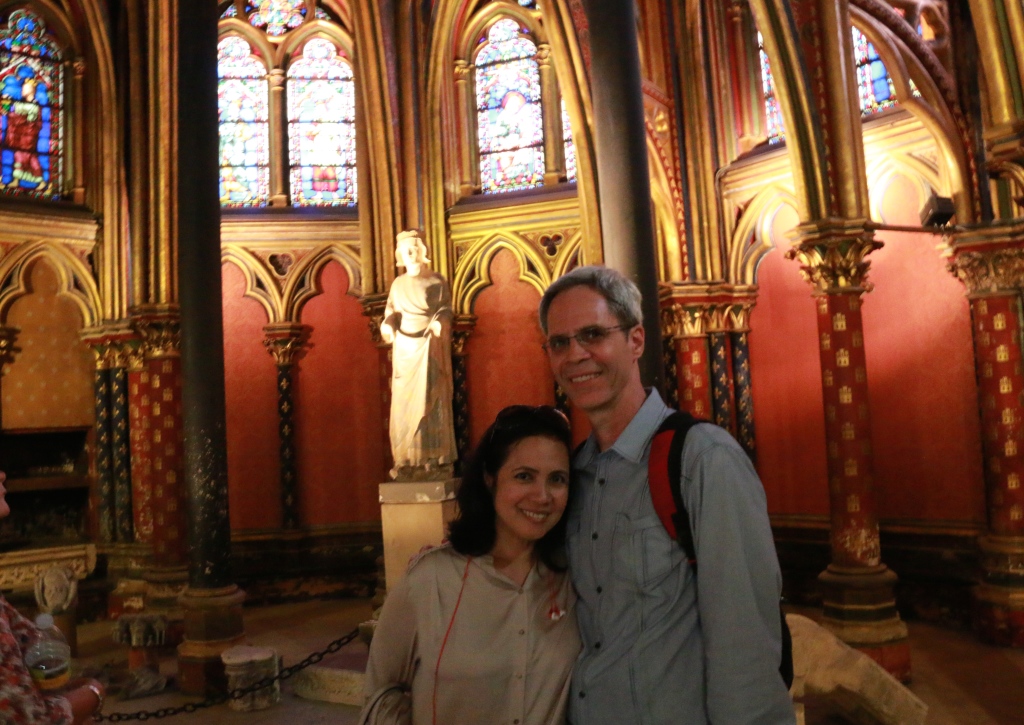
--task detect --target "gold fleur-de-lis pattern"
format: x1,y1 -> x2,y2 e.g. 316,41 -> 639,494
970,294 -> 1024,537
678,337 -> 712,420
816,291 -> 880,568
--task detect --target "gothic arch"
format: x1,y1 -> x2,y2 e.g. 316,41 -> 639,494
289,244 -> 363,321
452,234 -> 551,316
0,241 -> 101,326
220,247 -> 282,324
865,154 -> 942,224
728,184 -> 799,285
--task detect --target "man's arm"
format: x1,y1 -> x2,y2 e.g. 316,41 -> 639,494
683,427 -> 796,724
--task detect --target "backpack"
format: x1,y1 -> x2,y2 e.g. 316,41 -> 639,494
648,411 -> 795,690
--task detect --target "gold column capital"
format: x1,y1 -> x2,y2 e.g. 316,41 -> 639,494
454,59 -> 472,81
661,303 -> 707,339
786,219 -> 882,294
451,314 -> 478,356
0,326 -> 19,368
945,219 -> 1024,294
535,43 -> 552,65
130,305 -> 182,359
267,68 -> 285,87
80,322 -> 138,370
262,323 -> 311,366
361,292 -> 390,347
659,284 -> 759,338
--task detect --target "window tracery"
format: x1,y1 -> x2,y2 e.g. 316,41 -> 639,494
0,8 -> 64,200
217,1 -> 356,209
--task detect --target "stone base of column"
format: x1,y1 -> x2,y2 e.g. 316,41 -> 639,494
379,480 -> 458,593
818,565 -> 911,681
974,535 -> 1024,647
177,585 -> 246,696
142,565 -> 188,646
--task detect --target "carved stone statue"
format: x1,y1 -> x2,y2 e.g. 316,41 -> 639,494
34,565 -> 76,615
381,230 -> 458,479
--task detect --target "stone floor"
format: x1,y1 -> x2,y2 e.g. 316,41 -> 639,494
74,599 -> 1024,724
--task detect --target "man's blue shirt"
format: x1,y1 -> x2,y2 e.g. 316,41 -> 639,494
567,389 -> 795,724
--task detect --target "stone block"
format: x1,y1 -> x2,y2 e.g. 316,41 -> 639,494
788,613 -> 927,725
222,645 -> 281,711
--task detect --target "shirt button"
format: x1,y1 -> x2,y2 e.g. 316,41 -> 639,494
596,586 -> 603,594
519,629 -> 525,635
579,691 -> 586,699
516,674 -> 523,680
594,641 -> 601,649
598,478 -> 605,485
591,532 -> 598,540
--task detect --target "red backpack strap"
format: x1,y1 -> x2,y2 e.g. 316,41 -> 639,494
648,411 -> 701,567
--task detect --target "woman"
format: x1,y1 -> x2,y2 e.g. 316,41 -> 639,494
0,470 -> 105,724
362,405 -> 580,725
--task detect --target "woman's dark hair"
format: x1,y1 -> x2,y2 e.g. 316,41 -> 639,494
448,405 -> 574,571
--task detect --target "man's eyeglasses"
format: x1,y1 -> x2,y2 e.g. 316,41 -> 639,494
542,325 -> 628,355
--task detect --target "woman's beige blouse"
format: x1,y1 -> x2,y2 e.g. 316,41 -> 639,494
364,545 -> 580,725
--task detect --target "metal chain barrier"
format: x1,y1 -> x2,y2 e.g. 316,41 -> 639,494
94,627 -> 361,721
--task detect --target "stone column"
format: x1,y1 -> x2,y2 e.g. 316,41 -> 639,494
536,43 -> 565,185
707,308 -> 737,434
730,303 -> 757,461
787,221 -> 909,679
581,0 -> 664,391
86,340 -> 116,543
451,318 -> 476,465
263,324 -> 311,529
948,222 -> 1024,647
268,69 -> 289,207
175,0 -> 244,695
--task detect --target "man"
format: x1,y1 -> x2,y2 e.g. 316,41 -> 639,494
539,266 -> 795,723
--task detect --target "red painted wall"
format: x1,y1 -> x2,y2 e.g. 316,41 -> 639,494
222,262 -> 280,530
749,178 -> 985,525
465,249 -> 556,448
295,261 -> 384,526
749,204 -> 831,516
863,175 -> 985,523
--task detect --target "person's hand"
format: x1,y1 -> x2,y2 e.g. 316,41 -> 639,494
64,678 -> 104,724
380,321 -> 395,344
428,318 -> 442,338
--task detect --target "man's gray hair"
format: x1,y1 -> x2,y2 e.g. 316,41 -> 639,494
538,265 -> 643,334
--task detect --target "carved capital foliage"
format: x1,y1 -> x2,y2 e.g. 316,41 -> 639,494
661,304 -> 707,339
361,293 -> 389,347
0,326 -> 18,368
535,43 -> 552,65
454,59 -> 471,82
262,324 -> 311,367
946,221 -> 1024,293
267,68 -> 285,88
451,315 -> 477,355
80,323 -> 138,371
129,306 -> 181,359
660,284 -> 758,339
786,222 -> 882,294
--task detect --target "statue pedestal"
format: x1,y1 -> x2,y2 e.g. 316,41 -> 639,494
379,479 -> 458,592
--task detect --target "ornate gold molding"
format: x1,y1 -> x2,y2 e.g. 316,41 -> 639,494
451,316 -> 478,356
360,293 -> 389,347
786,220 -> 882,294
130,305 -> 181,359
80,322 -> 137,370
262,323 -> 311,366
0,326 -> 18,368
659,283 -> 758,338
945,220 -> 1024,293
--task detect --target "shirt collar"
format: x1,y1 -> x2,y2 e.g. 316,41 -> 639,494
573,389 -> 671,467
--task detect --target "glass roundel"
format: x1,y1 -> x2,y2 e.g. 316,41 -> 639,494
217,36 -> 270,207
287,38 -> 357,207
475,19 -> 545,193
0,9 -> 64,200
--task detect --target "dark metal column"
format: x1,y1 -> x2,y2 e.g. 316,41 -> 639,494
177,0 -> 231,590
581,0 -> 664,392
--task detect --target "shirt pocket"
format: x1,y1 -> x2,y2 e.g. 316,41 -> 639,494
612,513 -> 676,590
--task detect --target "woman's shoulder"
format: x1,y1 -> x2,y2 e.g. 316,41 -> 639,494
405,542 -> 466,580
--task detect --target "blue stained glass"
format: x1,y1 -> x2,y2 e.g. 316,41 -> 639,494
756,31 -> 784,144
0,9 -> 63,199
475,19 -> 545,193
287,38 -> 357,206
217,36 -> 269,206
852,27 -> 897,115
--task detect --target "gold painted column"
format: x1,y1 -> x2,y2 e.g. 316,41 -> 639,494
454,60 -> 479,197
948,221 -> 1024,647
70,58 -> 86,204
268,69 -> 289,207
536,43 -> 565,185
262,323 -> 311,529
788,221 -> 909,679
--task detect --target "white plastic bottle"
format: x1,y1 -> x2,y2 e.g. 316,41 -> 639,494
25,613 -> 71,692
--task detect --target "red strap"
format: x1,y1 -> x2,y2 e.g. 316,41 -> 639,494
648,429 -> 678,540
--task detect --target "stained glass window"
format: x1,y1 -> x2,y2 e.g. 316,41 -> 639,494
218,36 -> 270,207
852,27 -> 897,116
757,32 -> 784,145
561,100 -> 576,182
221,4 -> 238,19
0,9 -> 63,200
248,0 -> 305,36
475,19 -> 544,193
287,38 -> 357,206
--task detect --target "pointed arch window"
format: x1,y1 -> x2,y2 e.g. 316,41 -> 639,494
852,27 -> 897,116
756,31 -> 784,145
287,38 -> 356,206
217,2 -> 357,208
475,19 -> 545,193
217,36 -> 270,207
0,9 -> 64,200
561,100 -> 576,182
